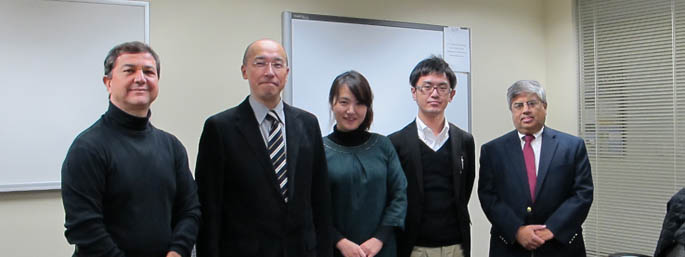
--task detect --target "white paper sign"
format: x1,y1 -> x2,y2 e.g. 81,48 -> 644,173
443,27 -> 470,72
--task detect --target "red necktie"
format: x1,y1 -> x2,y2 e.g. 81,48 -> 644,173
523,134 -> 536,202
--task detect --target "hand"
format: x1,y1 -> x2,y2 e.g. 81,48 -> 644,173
360,237 -> 383,257
534,228 -> 554,241
337,238 -> 367,257
166,251 -> 181,257
516,225 -> 546,250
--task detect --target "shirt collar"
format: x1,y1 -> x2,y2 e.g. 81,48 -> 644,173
416,115 -> 450,140
517,126 -> 545,140
248,95 -> 284,124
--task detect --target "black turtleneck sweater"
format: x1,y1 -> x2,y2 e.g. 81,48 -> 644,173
327,125 -> 371,147
61,102 -> 201,257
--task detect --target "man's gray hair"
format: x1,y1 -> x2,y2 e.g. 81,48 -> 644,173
506,80 -> 547,109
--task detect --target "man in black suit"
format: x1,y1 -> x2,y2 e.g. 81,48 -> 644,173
389,56 -> 475,257
478,80 -> 593,257
195,39 -> 332,257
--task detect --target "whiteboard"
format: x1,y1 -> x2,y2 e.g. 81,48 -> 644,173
0,0 -> 148,192
282,12 -> 471,137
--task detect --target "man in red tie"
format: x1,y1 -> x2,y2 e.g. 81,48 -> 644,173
478,80 -> 594,257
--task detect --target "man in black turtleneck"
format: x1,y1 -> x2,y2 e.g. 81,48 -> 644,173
61,42 -> 200,257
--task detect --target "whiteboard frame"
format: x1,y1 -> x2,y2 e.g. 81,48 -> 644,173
281,11 -> 472,133
56,0 -> 150,43
0,0 -> 149,192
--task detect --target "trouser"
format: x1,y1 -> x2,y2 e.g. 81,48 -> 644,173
410,244 -> 464,257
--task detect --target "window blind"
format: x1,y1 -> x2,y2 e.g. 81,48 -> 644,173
578,0 -> 685,255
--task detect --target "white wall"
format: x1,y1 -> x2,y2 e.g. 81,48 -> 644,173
0,0 -> 577,256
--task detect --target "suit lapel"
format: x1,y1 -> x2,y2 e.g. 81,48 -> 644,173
235,99 -> 284,200
448,124 -> 463,199
505,130 -> 533,203
404,122 -> 425,197
283,104 -> 300,202
535,128 -> 558,198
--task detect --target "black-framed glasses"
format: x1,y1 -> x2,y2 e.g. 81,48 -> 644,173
415,84 -> 452,95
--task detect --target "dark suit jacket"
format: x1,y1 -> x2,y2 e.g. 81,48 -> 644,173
478,127 -> 594,257
388,121 -> 475,257
655,188 -> 685,257
195,97 -> 333,257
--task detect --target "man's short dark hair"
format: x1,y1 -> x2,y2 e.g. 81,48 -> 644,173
104,41 -> 160,78
409,56 -> 456,89
329,70 -> 374,131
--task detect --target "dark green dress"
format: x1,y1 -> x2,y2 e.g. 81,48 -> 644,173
324,132 -> 408,257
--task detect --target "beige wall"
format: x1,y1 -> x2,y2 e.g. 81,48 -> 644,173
544,0 -> 579,135
0,0 -> 577,256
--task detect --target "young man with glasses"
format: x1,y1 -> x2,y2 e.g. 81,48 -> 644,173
389,56 -> 475,257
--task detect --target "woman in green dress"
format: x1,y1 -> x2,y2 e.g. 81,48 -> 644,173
324,70 -> 408,257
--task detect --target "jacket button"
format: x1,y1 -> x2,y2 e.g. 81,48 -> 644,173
526,206 -> 532,213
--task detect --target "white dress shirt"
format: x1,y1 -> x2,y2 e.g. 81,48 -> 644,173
517,127 -> 544,175
416,116 -> 450,152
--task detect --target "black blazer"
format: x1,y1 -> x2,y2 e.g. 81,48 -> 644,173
655,188 -> 685,257
478,127 -> 593,257
195,97 -> 333,257
388,121 -> 475,257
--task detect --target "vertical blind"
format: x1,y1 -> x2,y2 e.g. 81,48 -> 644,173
578,0 -> 685,255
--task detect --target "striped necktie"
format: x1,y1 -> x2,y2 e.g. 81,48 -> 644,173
266,110 -> 288,202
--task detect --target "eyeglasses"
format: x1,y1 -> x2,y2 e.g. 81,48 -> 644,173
511,100 -> 540,110
253,59 -> 286,70
415,84 -> 452,95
